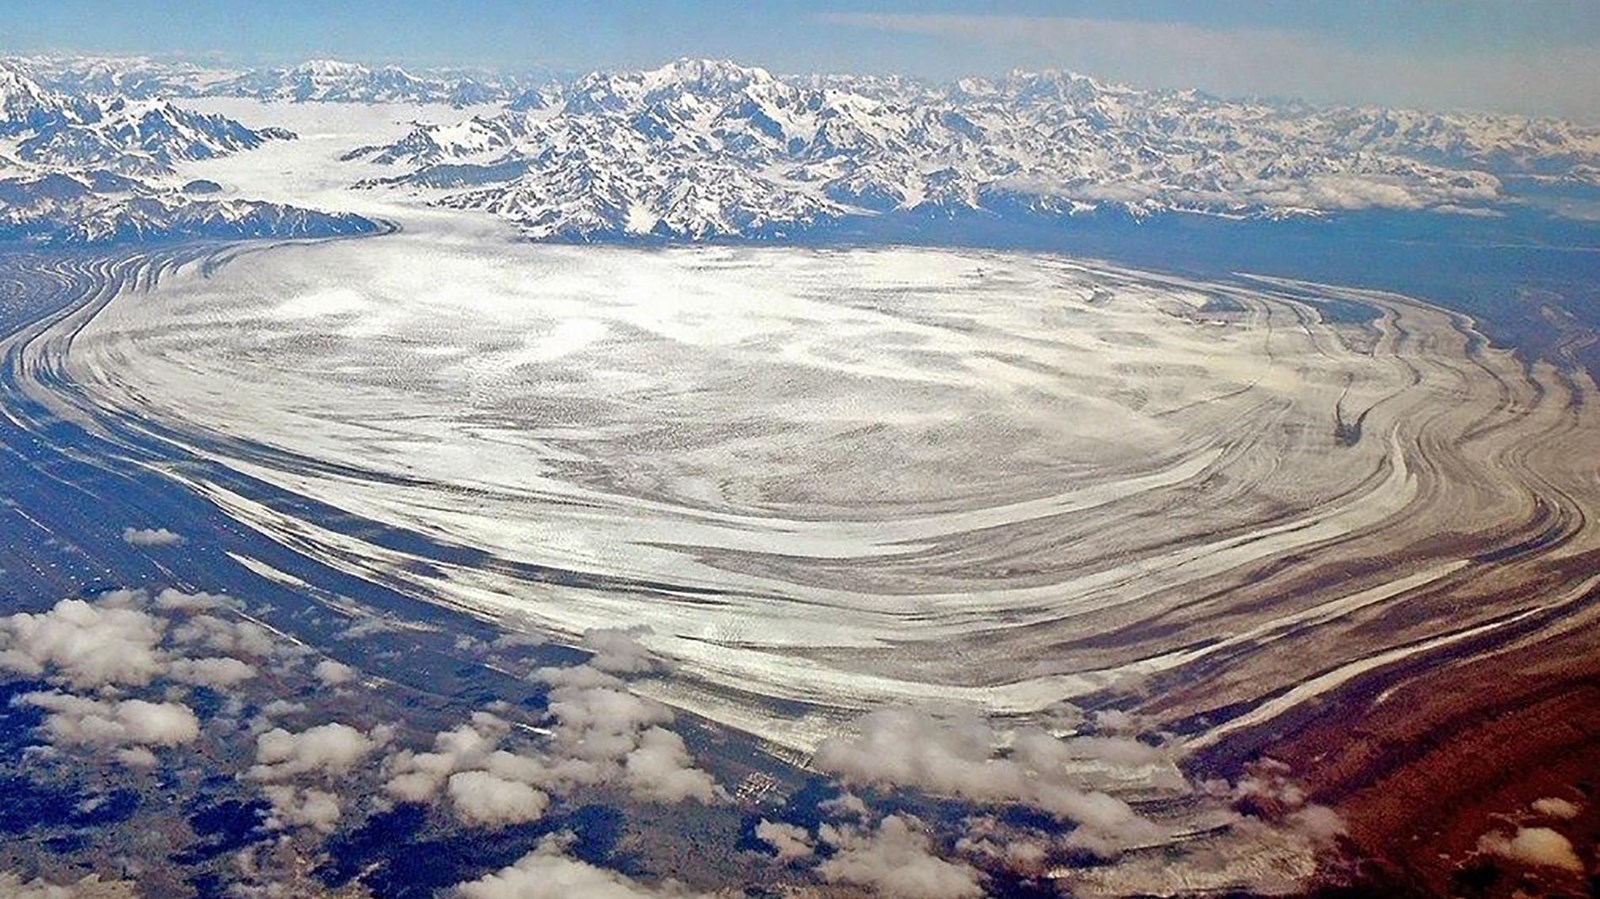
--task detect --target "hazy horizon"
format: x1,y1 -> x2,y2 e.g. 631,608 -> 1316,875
5,1 -> 1600,120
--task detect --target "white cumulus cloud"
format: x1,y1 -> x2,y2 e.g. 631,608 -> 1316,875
262,784 -> 344,833
451,836 -> 704,898
814,707 -> 1167,857
312,658 -> 357,686
122,527 -> 185,547
447,770 -> 551,828
17,691 -> 200,754
167,656 -> 257,688
1478,826 -> 1584,872
818,814 -> 985,899
755,819 -> 814,861
250,721 -> 381,782
1532,797 -> 1581,820
0,598 -> 166,689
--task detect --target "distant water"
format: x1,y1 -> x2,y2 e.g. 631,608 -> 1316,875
810,201 -> 1600,377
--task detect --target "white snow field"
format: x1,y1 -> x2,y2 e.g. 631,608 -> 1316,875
56,102 -> 1600,754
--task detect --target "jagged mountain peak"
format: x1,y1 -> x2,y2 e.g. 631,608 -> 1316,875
0,73 -> 291,177
290,58 -> 372,77
1004,68 -> 1110,93
0,65 -> 77,134
0,64 -> 52,105
565,58 -> 787,110
644,57 -> 776,87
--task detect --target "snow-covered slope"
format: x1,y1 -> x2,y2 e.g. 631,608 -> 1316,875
350,59 -> 1600,241
0,65 -> 90,136
0,171 -> 376,243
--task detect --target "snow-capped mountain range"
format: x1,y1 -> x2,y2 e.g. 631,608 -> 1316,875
203,59 -> 520,106
13,55 -> 534,107
343,58 -> 1600,241
0,171 -> 378,244
5,55 -> 240,103
4,54 -> 1600,245
0,63 -> 288,176
0,64 -> 373,244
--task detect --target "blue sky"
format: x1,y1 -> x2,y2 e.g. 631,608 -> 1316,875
4,1 -> 1599,117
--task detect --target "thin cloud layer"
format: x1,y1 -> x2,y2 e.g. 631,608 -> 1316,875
169,612 -> 278,658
